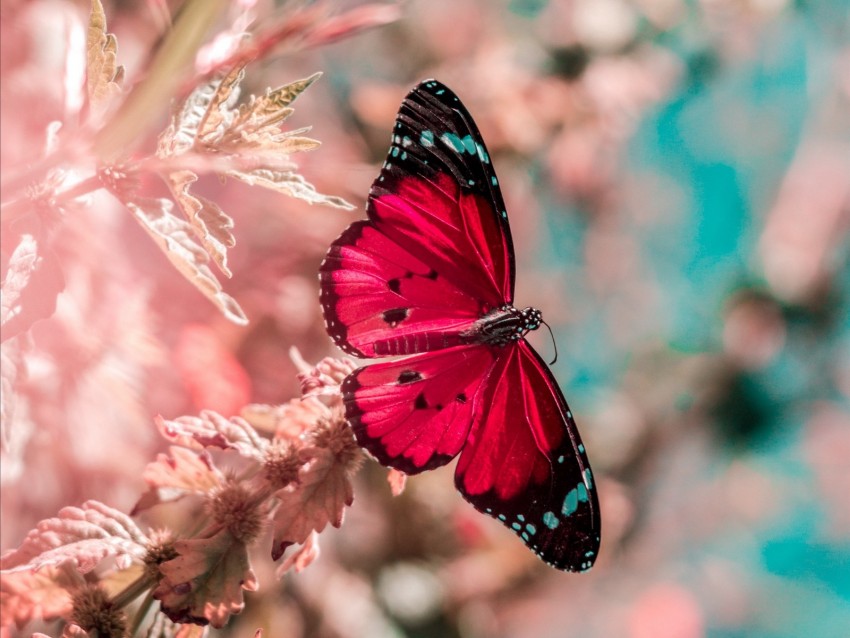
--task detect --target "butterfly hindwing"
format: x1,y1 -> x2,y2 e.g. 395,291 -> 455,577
343,345 -> 498,474
455,340 -> 600,572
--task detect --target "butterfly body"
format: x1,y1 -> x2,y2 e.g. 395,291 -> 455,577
320,80 -> 600,572
461,305 -> 542,346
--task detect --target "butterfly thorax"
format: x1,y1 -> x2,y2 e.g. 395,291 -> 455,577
462,305 -> 542,347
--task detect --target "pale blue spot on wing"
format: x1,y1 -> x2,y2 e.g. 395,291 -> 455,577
512,522 -> 521,531
526,524 -> 536,535
577,483 -> 588,503
491,176 -> 498,186
578,444 -> 585,453
517,514 -> 525,522
543,512 -> 559,529
562,488 -> 579,517
498,514 -> 506,521
441,132 -> 465,152
557,455 -> 565,464
476,142 -> 490,163
420,130 -> 435,147
584,467 -> 593,489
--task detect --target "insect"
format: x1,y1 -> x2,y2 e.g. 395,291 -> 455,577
319,80 -> 600,571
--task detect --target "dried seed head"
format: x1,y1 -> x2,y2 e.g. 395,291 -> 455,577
71,586 -> 127,638
263,440 -> 303,489
311,417 -> 363,472
144,529 -> 178,581
207,480 -> 265,543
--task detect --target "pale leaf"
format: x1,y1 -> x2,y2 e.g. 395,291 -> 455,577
62,624 -> 91,638
228,169 -> 353,209
196,64 -> 245,145
86,0 -> 123,116
387,469 -> 407,497
0,216 -> 64,341
0,568 -> 76,629
127,198 -> 247,325
270,447 -> 354,559
156,411 -> 266,458
241,397 -> 329,442
232,134 -> 321,156
154,528 -> 258,628
167,171 -> 235,276
294,355 -> 357,398
157,65 -> 245,157
144,611 -> 210,638
276,531 -> 320,577
0,340 -> 24,453
132,447 -> 224,514
0,501 -> 147,575
233,72 -> 320,132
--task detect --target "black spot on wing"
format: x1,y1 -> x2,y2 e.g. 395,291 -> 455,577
397,370 -> 422,385
382,307 -> 409,327
388,278 -> 401,294
414,393 -> 428,410
456,393 -> 467,404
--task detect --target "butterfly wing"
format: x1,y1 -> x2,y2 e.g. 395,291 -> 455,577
343,345 -> 498,474
320,80 -> 514,357
455,340 -> 600,572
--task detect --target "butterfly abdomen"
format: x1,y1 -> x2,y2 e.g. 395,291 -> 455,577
461,305 -> 542,347
373,330 -> 467,356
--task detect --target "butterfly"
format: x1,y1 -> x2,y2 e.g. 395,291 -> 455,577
319,80 -> 600,572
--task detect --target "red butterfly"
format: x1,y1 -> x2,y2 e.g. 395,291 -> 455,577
320,80 -> 600,571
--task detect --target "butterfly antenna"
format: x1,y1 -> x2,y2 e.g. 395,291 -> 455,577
541,320 -> 558,365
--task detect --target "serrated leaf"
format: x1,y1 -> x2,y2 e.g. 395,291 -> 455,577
167,171 -> 235,277
127,198 -> 247,325
227,169 -> 353,210
0,214 -> 65,342
132,447 -> 224,514
86,0 -> 123,116
156,412 -> 266,458
270,447 -> 354,560
0,567 -> 76,629
276,531 -> 320,577
241,398 -> 329,442
154,528 -> 258,628
158,65 -> 246,158
233,72 -> 321,132
196,65 -> 246,145
0,501 -> 147,575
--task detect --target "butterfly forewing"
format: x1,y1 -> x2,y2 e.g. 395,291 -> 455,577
320,220 -> 483,357
320,81 -> 516,358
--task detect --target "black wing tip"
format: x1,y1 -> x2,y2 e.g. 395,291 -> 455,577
455,476 -> 601,573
